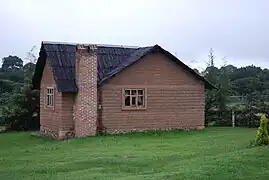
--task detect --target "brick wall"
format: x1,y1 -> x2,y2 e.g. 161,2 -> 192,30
40,59 -> 75,139
40,59 -> 62,138
73,45 -> 98,137
59,93 -> 75,139
40,47 -> 204,138
100,53 -> 205,133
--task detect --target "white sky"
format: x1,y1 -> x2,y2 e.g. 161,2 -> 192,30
1,0 -> 269,71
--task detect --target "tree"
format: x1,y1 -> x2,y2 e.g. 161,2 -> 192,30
0,46 -> 39,131
1,56 -> 23,72
1,84 -> 39,130
203,48 -> 219,126
215,62 -> 231,122
23,62 -> 36,83
255,114 -> 269,146
24,46 -> 37,82
25,46 -> 37,64
203,49 -> 233,126
203,48 -> 219,85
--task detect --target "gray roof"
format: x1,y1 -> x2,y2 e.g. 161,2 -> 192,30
33,43 -> 77,92
32,41 -> 215,92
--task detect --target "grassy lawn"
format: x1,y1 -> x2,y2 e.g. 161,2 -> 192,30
1,128 -> 269,180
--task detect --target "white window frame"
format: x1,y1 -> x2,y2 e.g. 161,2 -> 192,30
46,87 -> 54,108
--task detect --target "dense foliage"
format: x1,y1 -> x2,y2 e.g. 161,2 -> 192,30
201,49 -> 269,127
0,49 -> 39,131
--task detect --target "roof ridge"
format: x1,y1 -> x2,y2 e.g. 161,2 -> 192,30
42,41 -> 77,46
42,41 -> 149,49
96,44 -> 140,49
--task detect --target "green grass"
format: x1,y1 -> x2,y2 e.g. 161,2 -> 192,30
0,128 -> 269,180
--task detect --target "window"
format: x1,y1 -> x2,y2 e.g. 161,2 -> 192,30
46,87 -> 54,107
123,89 -> 146,109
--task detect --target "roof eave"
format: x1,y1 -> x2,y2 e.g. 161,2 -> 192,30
205,81 -> 217,90
98,45 -> 218,90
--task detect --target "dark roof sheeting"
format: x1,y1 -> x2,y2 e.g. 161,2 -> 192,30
100,46 -> 154,84
100,45 -> 215,89
97,46 -> 136,83
32,42 -> 215,92
43,43 -> 77,92
32,43 -> 77,92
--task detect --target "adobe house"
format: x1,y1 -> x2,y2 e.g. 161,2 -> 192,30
32,41 -> 214,139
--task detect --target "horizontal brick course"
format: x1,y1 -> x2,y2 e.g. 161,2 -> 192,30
100,53 -> 205,133
40,49 -> 205,139
40,59 -> 75,139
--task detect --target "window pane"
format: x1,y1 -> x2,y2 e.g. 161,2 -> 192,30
46,88 -> 54,106
47,88 -> 54,94
131,97 -> 136,106
48,96 -> 50,105
125,90 -> 130,95
138,90 -> 144,95
131,90 -> 137,95
138,96 -> 144,106
47,95 -> 49,105
51,95 -> 54,105
125,96 -> 130,106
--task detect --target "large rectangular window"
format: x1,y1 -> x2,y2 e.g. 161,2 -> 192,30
46,87 -> 54,107
123,88 -> 146,109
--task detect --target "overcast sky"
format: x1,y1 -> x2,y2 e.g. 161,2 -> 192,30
1,0 -> 269,70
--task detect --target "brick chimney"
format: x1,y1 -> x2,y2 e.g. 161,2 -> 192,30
73,44 -> 98,137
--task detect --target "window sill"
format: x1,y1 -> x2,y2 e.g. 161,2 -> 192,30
45,105 -> 55,110
122,107 -> 147,111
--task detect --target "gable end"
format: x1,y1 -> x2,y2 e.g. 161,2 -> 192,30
32,42 -> 77,92
99,45 -> 215,89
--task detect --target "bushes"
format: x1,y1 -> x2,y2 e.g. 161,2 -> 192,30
205,106 -> 263,128
255,114 -> 269,146
1,84 -> 39,131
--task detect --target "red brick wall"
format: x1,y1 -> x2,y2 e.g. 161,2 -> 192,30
40,59 -> 62,138
73,45 -> 98,137
99,53 -> 205,133
40,48 -> 205,138
40,59 -> 75,139
60,93 -> 75,134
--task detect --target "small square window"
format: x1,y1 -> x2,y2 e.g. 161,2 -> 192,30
123,88 -> 146,109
